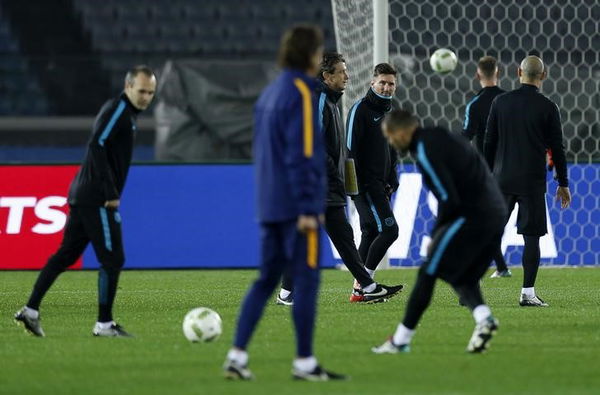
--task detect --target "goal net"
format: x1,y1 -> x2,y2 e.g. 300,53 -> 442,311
331,0 -> 600,266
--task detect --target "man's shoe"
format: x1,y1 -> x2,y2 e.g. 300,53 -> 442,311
490,269 -> 512,278
224,359 -> 254,380
349,289 -> 365,303
467,316 -> 499,353
14,308 -> 45,337
93,322 -> 133,337
276,293 -> 294,306
519,294 -> 549,307
362,284 -> 404,304
371,338 -> 410,354
292,365 -> 348,381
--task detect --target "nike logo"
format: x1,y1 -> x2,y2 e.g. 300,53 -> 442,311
374,116 -> 383,122
364,288 -> 387,297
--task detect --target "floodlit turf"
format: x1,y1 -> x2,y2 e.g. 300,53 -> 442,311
1,268 -> 599,395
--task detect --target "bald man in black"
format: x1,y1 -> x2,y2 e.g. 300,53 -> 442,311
485,55 -> 571,307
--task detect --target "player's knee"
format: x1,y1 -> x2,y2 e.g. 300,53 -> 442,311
46,253 -> 77,272
382,220 -> 399,240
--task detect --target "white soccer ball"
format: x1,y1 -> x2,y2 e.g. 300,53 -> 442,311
182,307 -> 222,343
429,48 -> 458,74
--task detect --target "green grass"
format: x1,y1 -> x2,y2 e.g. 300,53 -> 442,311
1,268 -> 599,395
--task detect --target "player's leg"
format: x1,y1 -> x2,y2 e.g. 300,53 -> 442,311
325,206 -> 404,303
490,195 -> 517,278
16,206 -> 90,337
84,207 -> 130,336
455,229 -> 503,353
372,268 -> 435,354
516,194 -> 548,307
352,194 -> 378,274
275,261 -> 294,305
287,224 -> 346,381
490,249 -> 511,277
361,191 -> 399,272
225,222 -> 288,380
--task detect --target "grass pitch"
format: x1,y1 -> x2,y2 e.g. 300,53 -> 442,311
1,268 -> 599,395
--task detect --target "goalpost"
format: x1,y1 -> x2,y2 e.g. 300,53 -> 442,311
331,0 -> 600,267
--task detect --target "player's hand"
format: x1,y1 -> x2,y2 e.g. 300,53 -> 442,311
104,199 -> 120,209
297,215 -> 319,233
556,187 -> 571,209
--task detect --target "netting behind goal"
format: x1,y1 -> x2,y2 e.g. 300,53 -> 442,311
331,0 -> 600,266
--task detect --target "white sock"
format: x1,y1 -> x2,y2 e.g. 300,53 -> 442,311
227,348 -> 248,366
521,287 -> 535,298
472,305 -> 492,324
96,321 -> 115,329
24,306 -> 39,319
363,282 -> 377,293
366,269 -> 375,278
293,356 -> 318,372
279,289 -> 292,299
392,324 -> 415,346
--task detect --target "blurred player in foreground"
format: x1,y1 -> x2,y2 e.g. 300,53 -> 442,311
223,25 -> 346,381
372,109 -> 507,354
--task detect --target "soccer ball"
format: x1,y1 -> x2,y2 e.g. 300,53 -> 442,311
429,48 -> 458,74
182,307 -> 222,342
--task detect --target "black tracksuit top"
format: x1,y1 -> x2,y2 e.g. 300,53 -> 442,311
346,88 -> 399,194
462,86 -> 505,154
484,84 -> 568,195
316,80 -> 347,207
409,126 -> 507,229
68,93 -> 141,206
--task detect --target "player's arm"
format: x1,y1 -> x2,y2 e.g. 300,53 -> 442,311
483,98 -> 499,170
386,144 -> 399,194
284,79 -> 323,218
416,140 -> 460,226
462,97 -> 479,141
345,101 -> 362,162
546,103 -> 568,188
321,102 -> 339,183
546,103 -> 571,208
88,101 -> 126,205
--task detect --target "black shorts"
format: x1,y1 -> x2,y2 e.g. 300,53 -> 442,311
422,216 -> 503,286
352,189 -> 396,234
504,193 -> 547,236
57,205 -> 125,268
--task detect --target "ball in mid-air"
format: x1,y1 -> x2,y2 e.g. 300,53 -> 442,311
430,48 -> 458,74
182,307 -> 222,342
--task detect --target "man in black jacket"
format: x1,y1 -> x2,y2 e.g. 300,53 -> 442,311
346,63 -> 399,291
277,54 -> 403,305
484,55 -> 571,307
15,66 -> 156,337
462,56 -> 510,278
373,109 -> 506,354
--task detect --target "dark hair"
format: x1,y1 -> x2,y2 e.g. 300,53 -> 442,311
383,109 -> 418,130
125,65 -> 155,85
319,52 -> 345,80
278,25 -> 324,70
477,56 -> 498,79
373,62 -> 397,77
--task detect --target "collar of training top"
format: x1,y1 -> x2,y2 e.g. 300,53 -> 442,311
365,87 -> 393,113
317,80 -> 343,103
120,92 -> 143,114
520,83 -> 540,92
408,126 -> 425,153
